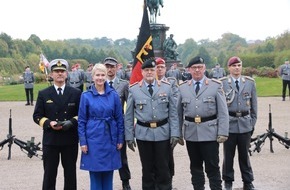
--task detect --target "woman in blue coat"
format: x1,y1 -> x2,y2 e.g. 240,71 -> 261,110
78,63 -> 124,190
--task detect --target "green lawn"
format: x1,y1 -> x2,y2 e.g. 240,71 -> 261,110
0,77 -> 283,101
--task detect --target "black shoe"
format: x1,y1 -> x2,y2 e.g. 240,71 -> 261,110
243,182 -> 255,190
282,98 -> 285,101
122,181 -> 131,190
31,103 -> 34,106
224,182 -> 232,190
25,103 -> 30,106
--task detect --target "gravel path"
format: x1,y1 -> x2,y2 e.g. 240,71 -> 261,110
0,97 -> 290,190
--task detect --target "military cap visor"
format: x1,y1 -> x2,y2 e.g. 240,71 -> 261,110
49,59 -> 69,71
187,56 -> 205,68
103,57 -> 118,66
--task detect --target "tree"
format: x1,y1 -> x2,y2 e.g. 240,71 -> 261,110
0,39 -> 9,57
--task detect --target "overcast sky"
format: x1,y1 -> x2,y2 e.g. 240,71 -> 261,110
1,0 -> 289,44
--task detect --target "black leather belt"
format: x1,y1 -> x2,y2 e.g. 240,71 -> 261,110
137,118 -> 168,128
25,81 -> 33,83
229,111 -> 249,117
70,82 -> 80,84
86,81 -> 94,83
185,115 -> 217,123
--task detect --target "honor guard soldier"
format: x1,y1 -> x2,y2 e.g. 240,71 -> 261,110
23,65 -> 35,106
278,58 -> 290,101
84,63 -> 94,90
177,56 -> 229,190
33,59 -> 81,190
104,57 -> 132,190
125,59 -> 180,190
67,64 -> 83,92
209,63 -> 226,79
220,56 -> 257,190
155,57 -> 181,188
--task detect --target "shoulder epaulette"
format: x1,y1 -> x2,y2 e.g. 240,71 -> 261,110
211,78 -> 222,84
179,80 -> 188,86
219,77 -> 228,81
244,76 -> 255,81
119,78 -> 127,82
161,80 -> 170,85
166,77 -> 177,81
129,82 -> 138,88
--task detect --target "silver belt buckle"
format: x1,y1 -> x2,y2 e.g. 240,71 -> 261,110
236,112 -> 242,117
150,122 -> 157,128
194,116 -> 201,123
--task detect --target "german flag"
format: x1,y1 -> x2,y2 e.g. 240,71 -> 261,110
129,1 -> 155,84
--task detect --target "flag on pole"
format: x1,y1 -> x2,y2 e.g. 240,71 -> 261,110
39,53 -> 49,74
129,1 -> 155,84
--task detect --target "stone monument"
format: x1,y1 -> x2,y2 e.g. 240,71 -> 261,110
146,0 -> 180,69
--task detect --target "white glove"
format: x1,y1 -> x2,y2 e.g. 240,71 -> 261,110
217,135 -> 228,143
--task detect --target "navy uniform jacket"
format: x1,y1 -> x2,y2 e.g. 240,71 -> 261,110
220,76 -> 257,133
125,80 -> 180,141
178,78 -> 229,142
33,85 -> 81,145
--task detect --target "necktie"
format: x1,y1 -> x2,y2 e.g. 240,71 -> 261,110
109,81 -> 113,88
235,80 -> 239,91
148,84 -> 153,96
57,88 -> 62,95
195,82 -> 200,94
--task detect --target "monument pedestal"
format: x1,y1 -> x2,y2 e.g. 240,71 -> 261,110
150,23 -> 180,69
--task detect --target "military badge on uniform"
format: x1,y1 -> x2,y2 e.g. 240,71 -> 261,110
46,100 -> 53,103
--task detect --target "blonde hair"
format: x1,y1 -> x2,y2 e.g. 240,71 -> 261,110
91,63 -> 107,76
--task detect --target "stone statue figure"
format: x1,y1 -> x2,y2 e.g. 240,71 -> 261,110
146,0 -> 164,24
163,34 -> 179,60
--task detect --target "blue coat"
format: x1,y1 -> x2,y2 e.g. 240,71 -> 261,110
78,83 -> 124,172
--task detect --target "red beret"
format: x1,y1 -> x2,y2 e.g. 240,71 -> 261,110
227,56 -> 242,66
155,57 -> 165,65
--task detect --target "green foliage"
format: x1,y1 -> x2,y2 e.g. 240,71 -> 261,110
254,77 -> 281,97
1,30 -> 290,77
0,83 -> 48,101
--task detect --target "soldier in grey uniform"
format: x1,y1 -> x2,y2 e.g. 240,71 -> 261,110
278,58 -> 290,101
75,63 -> 85,92
155,57 -> 181,186
165,62 -> 181,84
220,56 -> 257,190
67,65 -> 83,92
209,63 -> 226,79
104,57 -> 132,190
177,56 -> 229,190
125,59 -> 180,190
23,66 -> 35,106
84,63 -> 94,90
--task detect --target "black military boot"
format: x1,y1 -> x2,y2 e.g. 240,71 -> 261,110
122,180 -> 131,190
243,182 -> 255,190
224,181 -> 232,190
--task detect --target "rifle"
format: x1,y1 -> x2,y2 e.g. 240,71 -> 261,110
0,109 -> 15,160
14,137 -> 42,159
0,109 -> 42,159
250,104 -> 290,154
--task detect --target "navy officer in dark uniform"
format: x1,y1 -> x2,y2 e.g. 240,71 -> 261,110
33,59 -> 81,190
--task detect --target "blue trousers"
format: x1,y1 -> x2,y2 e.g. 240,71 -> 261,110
89,170 -> 114,190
